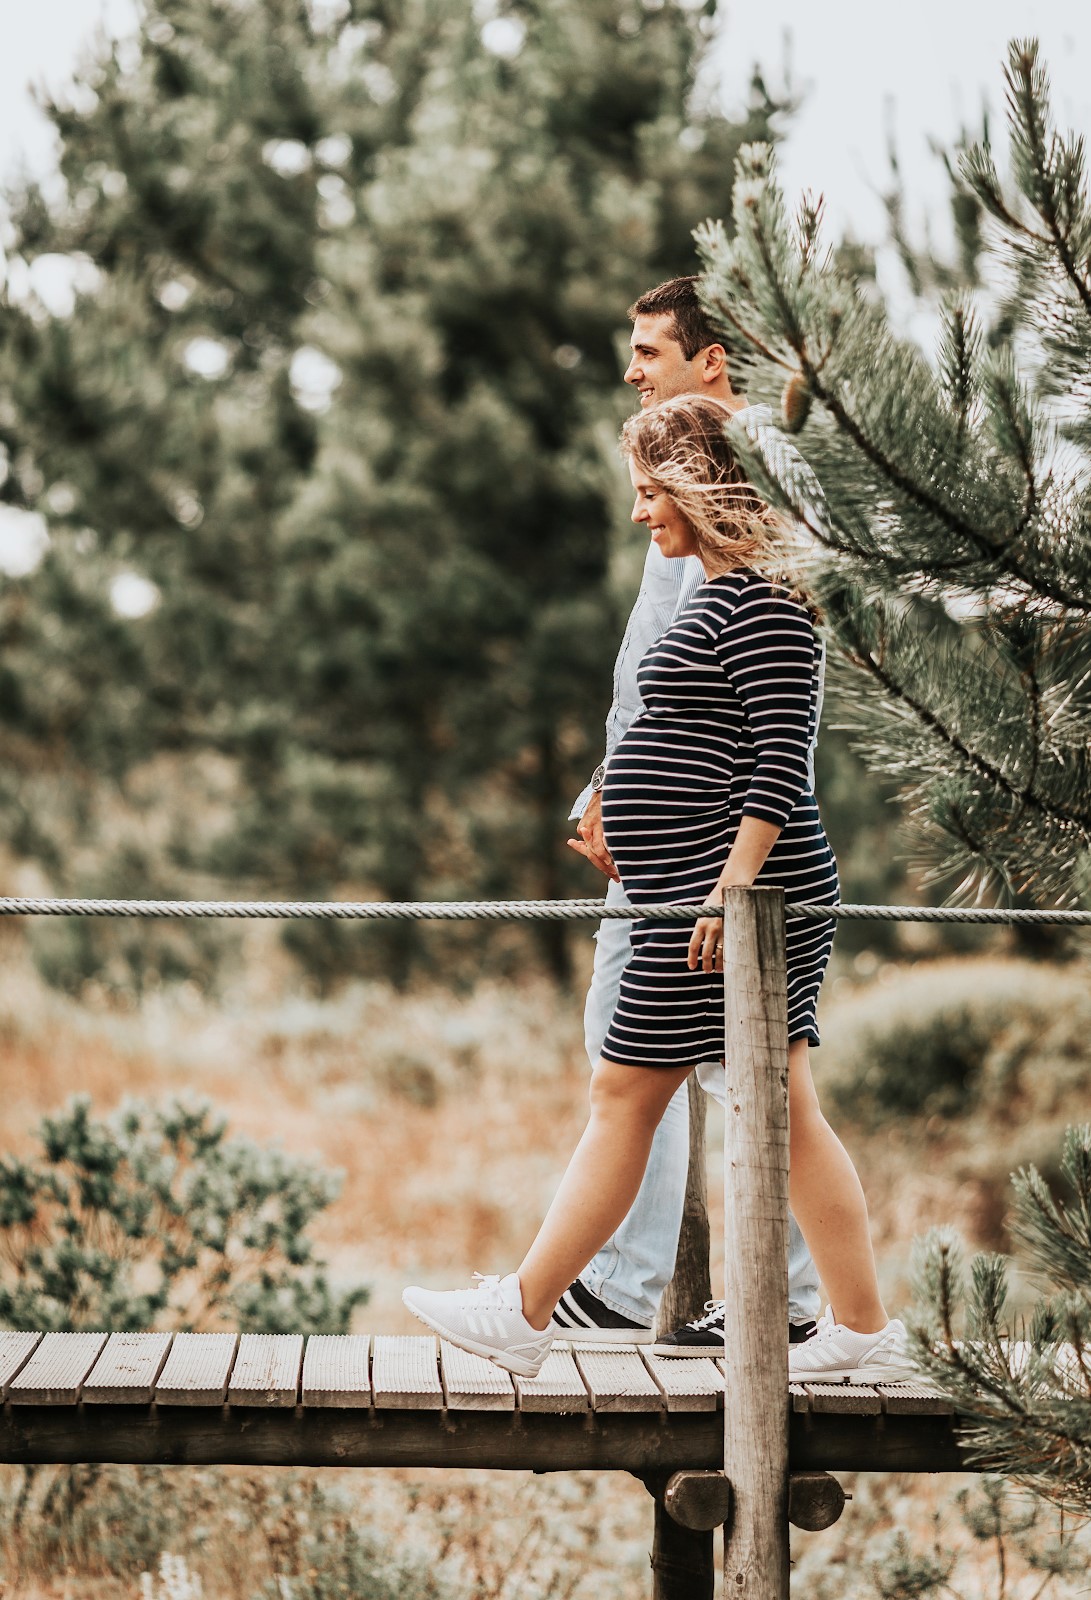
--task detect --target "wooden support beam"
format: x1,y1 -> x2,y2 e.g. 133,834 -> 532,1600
657,1074 -> 712,1336
721,887 -> 790,1600
0,1400 -> 970,1472
640,1471 -> 715,1600
649,1054 -> 717,1600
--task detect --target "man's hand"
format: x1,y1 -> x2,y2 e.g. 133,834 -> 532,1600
567,790 -> 620,883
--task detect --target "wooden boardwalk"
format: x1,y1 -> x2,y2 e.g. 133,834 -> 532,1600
0,1330 -> 965,1474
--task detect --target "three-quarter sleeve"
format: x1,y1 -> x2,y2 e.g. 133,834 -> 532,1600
711,581 -> 817,830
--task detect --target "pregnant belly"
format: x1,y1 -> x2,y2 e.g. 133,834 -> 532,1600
601,791 -> 736,908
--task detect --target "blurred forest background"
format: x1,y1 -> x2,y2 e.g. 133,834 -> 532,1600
0,0 -> 922,1002
1,2 -> 1089,1598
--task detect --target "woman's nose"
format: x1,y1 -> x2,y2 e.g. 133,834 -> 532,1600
631,498 -> 648,524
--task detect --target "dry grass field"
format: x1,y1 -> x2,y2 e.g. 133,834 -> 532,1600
1,924 -> 1089,1597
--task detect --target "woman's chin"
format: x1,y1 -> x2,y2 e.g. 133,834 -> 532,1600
653,536 -> 689,559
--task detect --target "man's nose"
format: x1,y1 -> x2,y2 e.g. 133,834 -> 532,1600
624,355 -> 640,384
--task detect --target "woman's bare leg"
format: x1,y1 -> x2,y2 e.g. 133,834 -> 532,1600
787,1038 -> 887,1332
518,1058 -> 692,1330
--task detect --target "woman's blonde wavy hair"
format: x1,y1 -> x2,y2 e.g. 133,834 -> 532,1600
620,394 -> 800,588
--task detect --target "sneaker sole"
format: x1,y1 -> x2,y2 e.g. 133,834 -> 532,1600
653,1327 -> 814,1360
788,1361 -> 917,1384
402,1296 -> 547,1380
651,1342 -> 721,1358
551,1328 -> 654,1348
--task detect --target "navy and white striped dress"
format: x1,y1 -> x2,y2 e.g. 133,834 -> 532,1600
599,570 -> 838,1068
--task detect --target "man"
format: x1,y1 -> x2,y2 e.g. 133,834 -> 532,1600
551,276 -> 821,1355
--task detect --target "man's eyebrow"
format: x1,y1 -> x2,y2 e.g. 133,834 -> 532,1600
631,341 -> 658,355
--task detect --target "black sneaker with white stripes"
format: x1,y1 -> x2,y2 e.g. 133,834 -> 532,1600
652,1300 -> 818,1358
549,1278 -> 654,1346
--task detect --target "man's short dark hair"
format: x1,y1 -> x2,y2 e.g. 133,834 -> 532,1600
628,275 -> 722,361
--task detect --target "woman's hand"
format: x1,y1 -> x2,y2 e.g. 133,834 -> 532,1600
688,882 -> 727,973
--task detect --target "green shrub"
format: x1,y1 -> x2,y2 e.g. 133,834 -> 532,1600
0,1468 -> 449,1598
818,960 -> 1091,1126
0,1096 -> 367,1332
250,1478 -> 446,1600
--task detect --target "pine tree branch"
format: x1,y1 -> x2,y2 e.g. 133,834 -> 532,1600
700,281 -> 794,374
805,357 -> 1091,612
1024,660 -> 1043,807
942,302 -> 976,457
921,1253 -> 1037,1424
1009,44 -> 1091,322
743,197 -> 1091,615
772,463 -> 988,579
846,639 -> 1091,840
961,146 -> 1053,248
942,804 -> 1002,896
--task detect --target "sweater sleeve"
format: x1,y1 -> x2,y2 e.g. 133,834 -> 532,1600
711,581 -> 817,830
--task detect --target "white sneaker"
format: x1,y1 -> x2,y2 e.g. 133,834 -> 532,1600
402,1272 -> 553,1379
788,1307 -> 916,1383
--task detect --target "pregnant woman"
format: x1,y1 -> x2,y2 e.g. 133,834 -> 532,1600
405,394 -> 911,1384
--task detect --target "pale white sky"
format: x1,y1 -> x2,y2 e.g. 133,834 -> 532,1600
0,0 -> 1089,256
720,0 -> 1090,253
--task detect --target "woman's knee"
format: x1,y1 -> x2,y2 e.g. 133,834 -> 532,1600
590,1058 -> 684,1127
589,1059 -> 640,1113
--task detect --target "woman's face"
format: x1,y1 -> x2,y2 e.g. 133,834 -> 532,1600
628,458 -> 697,560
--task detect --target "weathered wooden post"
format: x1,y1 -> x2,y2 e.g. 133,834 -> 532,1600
721,886 -> 790,1599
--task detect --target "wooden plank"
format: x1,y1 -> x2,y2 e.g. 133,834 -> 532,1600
877,1382 -> 955,1416
8,1332 -> 107,1405
514,1347 -> 590,1414
371,1336 -> 443,1411
641,1352 -> 724,1413
301,1335 -> 371,1409
83,1332 -> 173,1404
790,1382 -> 811,1414
154,1333 -> 239,1406
803,1383 -> 882,1415
440,1342 -> 516,1412
574,1348 -> 662,1413
229,1334 -> 303,1408
0,1332 -> 42,1399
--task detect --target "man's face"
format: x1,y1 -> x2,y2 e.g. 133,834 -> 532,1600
624,312 -> 702,408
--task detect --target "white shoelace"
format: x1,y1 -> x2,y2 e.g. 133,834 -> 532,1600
809,1309 -> 840,1344
468,1272 -> 508,1309
686,1299 -> 726,1332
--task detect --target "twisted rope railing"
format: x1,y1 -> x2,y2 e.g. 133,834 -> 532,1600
0,895 -> 1088,924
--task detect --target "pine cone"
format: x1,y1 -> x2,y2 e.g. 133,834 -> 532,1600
781,370 -> 812,432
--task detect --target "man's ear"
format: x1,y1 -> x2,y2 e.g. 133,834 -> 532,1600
701,343 -> 728,384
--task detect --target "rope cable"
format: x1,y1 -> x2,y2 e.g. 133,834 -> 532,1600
0,895 -> 1087,925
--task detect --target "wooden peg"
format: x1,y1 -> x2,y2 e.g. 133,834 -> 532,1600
788,1471 -> 848,1531
663,1469 -> 733,1532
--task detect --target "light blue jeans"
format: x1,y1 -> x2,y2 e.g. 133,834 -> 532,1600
580,878 -> 821,1328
